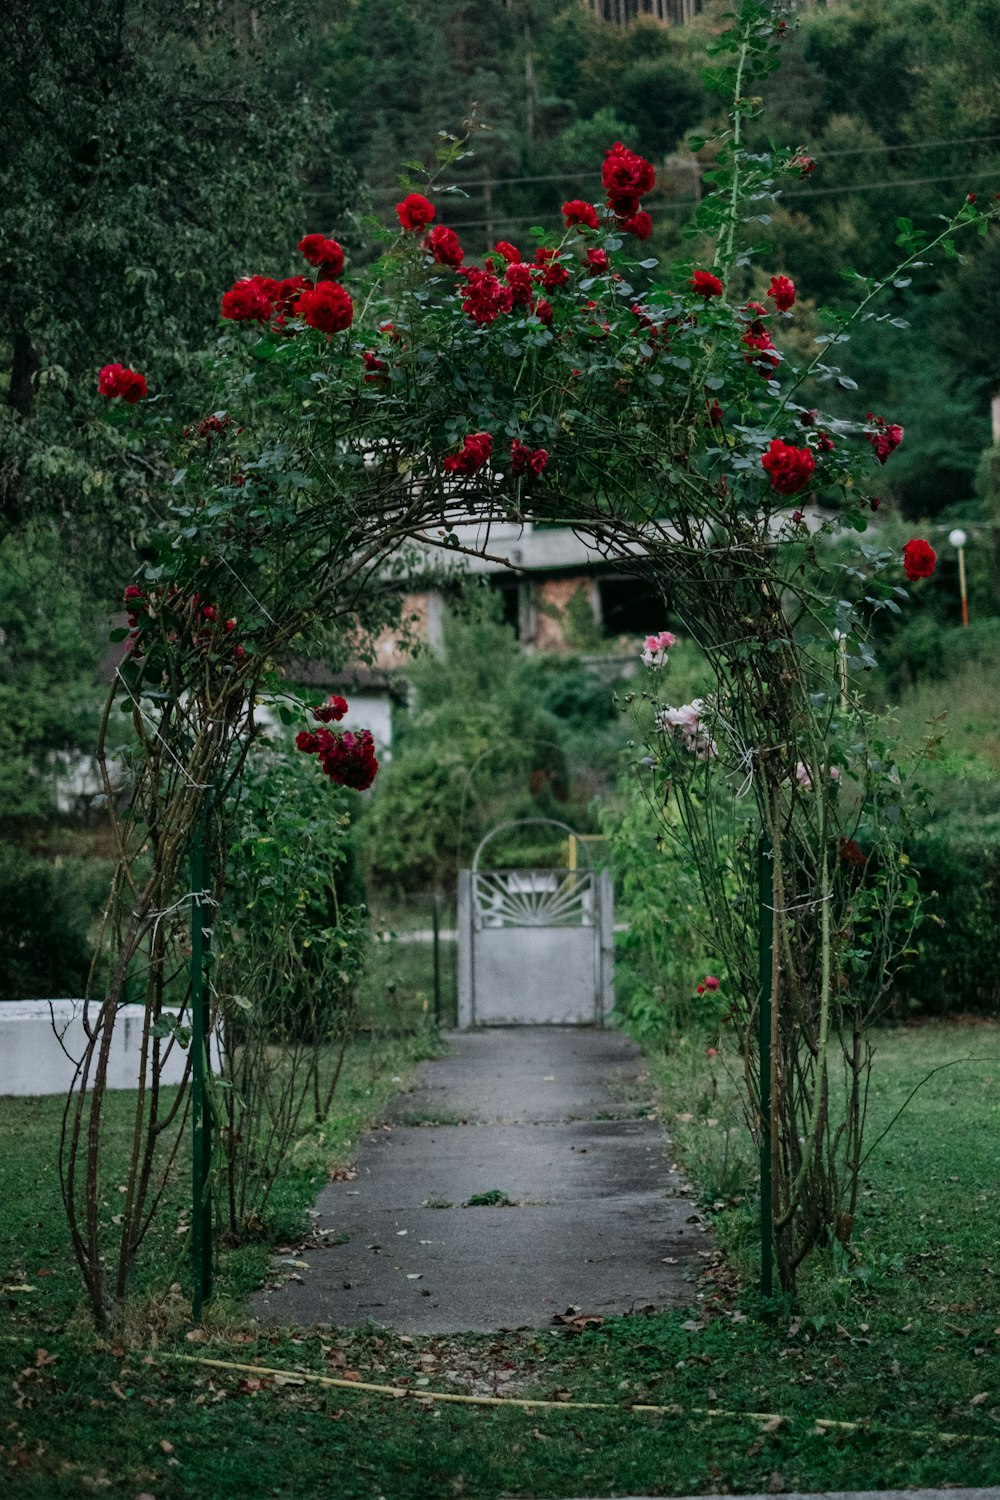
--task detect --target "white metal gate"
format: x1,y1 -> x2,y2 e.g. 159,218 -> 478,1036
457,820 -> 614,1027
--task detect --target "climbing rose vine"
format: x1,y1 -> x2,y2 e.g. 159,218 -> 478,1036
71,0 -> 999,1321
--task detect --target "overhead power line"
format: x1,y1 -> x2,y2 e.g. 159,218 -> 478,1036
306,167 -> 1000,233
347,131 -> 1000,197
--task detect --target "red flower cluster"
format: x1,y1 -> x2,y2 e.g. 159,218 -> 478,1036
99,363 -> 147,403
397,193 -> 435,231
761,438 -> 816,495
493,241 -> 521,263
866,413 -> 903,464
767,274 -> 796,311
585,247 -> 609,274
510,439 -> 548,477
790,152 -> 816,177
461,268 -> 513,325
443,432 -> 493,475
296,720 -> 379,791
562,199 -> 599,230
298,281 -> 354,334
602,141 -> 655,224
696,974 -> 720,995
123,584 -> 148,627
903,538 -> 936,580
362,350 -> 388,383
119,583 -> 246,664
691,270 -> 723,299
426,225 -> 464,268
298,235 -> 345,276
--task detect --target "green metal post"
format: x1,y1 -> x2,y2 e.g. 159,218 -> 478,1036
758,834 -> 774,1298
431,892 -> 442,1028
190,798 -> 213,1319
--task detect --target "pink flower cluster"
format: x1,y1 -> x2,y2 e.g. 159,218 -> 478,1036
295,699 -> 378,791
696,974 -> 720,996
655,700 -> 718,761
641,630 -> 677,668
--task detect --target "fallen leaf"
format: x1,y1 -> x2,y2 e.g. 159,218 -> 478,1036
971,1392 -> 989,1406
159,1439 -> 174,1454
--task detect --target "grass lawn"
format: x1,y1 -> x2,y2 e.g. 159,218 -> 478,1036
2,1022 -> 999,1497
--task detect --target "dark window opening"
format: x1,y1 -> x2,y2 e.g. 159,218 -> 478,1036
489,576 -> 521,633
599,575 -> 668,638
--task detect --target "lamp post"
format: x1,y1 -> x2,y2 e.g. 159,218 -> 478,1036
948,528 -> 969,628
833,628 -> 848,712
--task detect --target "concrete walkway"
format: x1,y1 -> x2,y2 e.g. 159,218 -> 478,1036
251,1027 -> 702,1333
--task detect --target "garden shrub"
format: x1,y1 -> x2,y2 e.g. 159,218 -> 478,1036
0,850 -> 109,999
894,830 -> 1000,1016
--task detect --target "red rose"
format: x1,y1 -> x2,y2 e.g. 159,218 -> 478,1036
839,838 -> 866,867
866,414 -> 903,464
511,439 -> 548,477
534,298 -> 553,326
817,432 -> 835,453
534,248 -> 569,292
425,224 -> 464,268
767,274 -> 795,311
274,275 -> 310,314
494,241 -> 521,263
761,438 -> 816,495
585,247 -> 609,273
362,350 -> 388,383
742,328 -> 780,372
691,270 -> 723,298
295,730 -> 319,754
221,279 -> 273,323
298,234 -> 345,275
602,142 -> 655,200
505,263 -> 534,306
903,538 -> 936,580
607,189 -> 641,218
298,281 -> 354,334
562,199 -> 599,230
396,193 -> 435,231
622,210 -> 652,240
98,363 -> 147,402
443,432 -> 493,475
312,695 -> 349,723
790,152 -> 816,177
99,363 -> 124,397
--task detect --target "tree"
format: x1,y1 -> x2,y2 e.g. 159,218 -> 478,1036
0,0 -> 343,535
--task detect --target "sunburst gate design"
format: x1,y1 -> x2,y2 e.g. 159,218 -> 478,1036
472,870 -> 595,929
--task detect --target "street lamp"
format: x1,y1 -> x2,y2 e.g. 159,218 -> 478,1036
948,528 -> 969,628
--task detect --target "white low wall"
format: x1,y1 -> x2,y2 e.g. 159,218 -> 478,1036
0,1000 -> 210,1097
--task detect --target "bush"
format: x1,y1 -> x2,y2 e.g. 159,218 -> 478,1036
0,851 -> 109,999
894,830 -> 1000,1016
602,771 -> 724,1046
